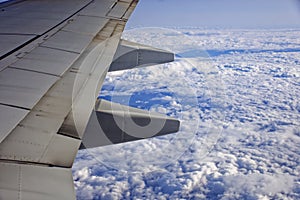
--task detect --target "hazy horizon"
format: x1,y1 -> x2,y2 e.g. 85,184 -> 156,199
126,0 -> 300,29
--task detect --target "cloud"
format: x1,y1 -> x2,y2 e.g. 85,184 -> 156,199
73,27 -> 300,199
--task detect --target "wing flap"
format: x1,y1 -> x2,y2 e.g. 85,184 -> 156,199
79,0 -> 116,17
10,46 -> 79,76
0,35 -> 35,60
41,31 -> 94,54
107,1 -> 131,19
62,15 -> 109,36
0,68 -> 58,109
0,105 -> 29,143
0,162 -> 76,200
0,71 -> 81,167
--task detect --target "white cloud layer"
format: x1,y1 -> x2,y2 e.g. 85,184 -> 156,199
73,28 -> 300,199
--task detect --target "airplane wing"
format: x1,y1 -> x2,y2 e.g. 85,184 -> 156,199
0,0 -> 179,199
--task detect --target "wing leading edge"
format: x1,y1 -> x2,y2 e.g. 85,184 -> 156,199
0,0 -> 179,199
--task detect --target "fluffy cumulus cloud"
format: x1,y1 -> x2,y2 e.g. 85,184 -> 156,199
73,28 -> 300,199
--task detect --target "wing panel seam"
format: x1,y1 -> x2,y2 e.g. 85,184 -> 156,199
38,134 -> 56,162
40,45 -> 81,55
0,103 -> 30,111
0,159 -> 71,168
18,165 -> 21,200
0,35 -> 39,61
8,66 -> 61,77
57,132 -> 80,140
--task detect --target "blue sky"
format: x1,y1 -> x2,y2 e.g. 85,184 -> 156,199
127,0 -> 300,28
1,0 -> 298,28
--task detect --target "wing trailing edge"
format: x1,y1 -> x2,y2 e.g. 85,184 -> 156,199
0,162 -> 76,200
